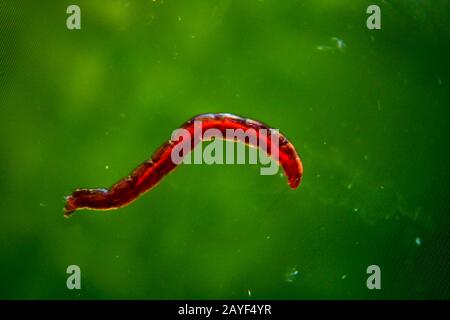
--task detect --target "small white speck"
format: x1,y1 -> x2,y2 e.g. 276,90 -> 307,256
248,289 -> 252,297
105,165 -> 110,170
285,267 -> 300,282
415,237 -> 422,246
341,274 -> 347,280
353,208 -> 359,212
331,37 -> 346,51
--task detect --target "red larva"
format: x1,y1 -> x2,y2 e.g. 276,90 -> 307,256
64,113 -> 303,217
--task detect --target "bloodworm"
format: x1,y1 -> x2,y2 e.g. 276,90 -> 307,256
64,113 -> 303,217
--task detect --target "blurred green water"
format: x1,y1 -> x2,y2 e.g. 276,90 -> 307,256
0,0 -> 449,299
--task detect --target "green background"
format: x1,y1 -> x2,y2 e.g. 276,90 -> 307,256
0,0 -> 448,299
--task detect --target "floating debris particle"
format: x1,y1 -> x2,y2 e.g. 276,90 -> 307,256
316,37 -> 346,52
285,267 -> 299,283
331,37 -> 346,51
415,237 -> 422,246
377,101 -> 382,111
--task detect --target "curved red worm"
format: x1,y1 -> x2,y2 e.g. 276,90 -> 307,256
64,113 -> 303,217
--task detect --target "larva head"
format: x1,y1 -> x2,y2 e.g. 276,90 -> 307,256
64,195 -> 77,217
63,188 -> 109,217
290,155 -> 303,189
